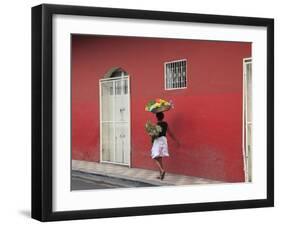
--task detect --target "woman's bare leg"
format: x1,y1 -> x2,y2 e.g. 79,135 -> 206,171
154,157 -> 165,177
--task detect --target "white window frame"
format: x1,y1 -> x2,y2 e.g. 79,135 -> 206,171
164,59 -> 188,90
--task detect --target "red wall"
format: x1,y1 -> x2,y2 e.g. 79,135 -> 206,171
72,35 -> 251,182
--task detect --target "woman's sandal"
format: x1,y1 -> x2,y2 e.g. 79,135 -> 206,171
160,171 -> 166,180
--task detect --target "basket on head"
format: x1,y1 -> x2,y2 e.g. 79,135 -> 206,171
151,105 -> 171,113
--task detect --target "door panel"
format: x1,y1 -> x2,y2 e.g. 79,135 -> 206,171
100,76 -> 130,166
101,81 -> 114,122
114,79 -> 129,122
101,122 -> 114,162
115,123 -> 129,164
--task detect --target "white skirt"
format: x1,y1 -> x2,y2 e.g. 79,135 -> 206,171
151,136 -> 169,159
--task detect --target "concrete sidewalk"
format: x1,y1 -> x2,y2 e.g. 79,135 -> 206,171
72,160 -> 222,186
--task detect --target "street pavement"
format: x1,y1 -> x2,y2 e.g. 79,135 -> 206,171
71,170 -> 157,190
72,160 -> 223,188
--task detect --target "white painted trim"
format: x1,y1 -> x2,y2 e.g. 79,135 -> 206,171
113,80 -> 116,162
242,59 -> 246,181
164,62 -> 167,90
242,57 -> 252,182
99,75 -> 129,82
127,76 -> 131,167
165,87 -> 187,91
100,160 -> 130,167
99,79 -> 102,165
164,58 -> 187,64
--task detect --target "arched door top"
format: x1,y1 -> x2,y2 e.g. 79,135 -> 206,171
103,67 -> 128,79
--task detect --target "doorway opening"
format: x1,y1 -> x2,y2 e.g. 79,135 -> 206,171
99,68 -> 131,166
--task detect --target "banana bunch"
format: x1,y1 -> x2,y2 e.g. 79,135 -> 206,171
145,120 -> 162,137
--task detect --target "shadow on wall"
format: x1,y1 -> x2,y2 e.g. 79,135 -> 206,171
168,112 -> 190,147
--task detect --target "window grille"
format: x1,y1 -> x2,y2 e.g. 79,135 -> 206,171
164,59 -> 187,90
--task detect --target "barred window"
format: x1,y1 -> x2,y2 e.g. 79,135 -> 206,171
164,59 -> 187,90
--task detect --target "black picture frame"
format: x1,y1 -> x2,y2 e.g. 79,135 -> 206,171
32,3 -> 274,222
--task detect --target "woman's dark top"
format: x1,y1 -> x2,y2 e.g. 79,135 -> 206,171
151,121 -> 168,144
157,121 -> 168,137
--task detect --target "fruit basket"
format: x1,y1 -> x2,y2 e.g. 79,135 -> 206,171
151,105 -> 171,113
145,98 -> 173,113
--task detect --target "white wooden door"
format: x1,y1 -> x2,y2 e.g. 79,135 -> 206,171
100,76 -> 130,166
243,58 -> 252,182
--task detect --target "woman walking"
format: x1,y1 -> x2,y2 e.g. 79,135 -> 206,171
151,112 -> 177,180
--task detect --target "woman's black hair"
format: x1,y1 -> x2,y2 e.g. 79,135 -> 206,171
156,112 -> 164,121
